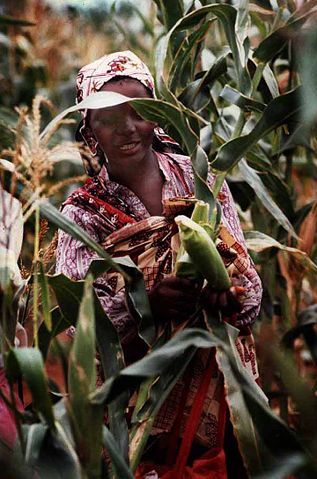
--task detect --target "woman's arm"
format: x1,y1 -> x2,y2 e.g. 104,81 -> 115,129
56,204 -> 145,360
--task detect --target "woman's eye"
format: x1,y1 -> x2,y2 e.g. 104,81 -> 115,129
133,112 -> 143,121
95,117 -> 116,127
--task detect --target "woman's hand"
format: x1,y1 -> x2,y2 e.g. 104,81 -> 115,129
148,276 -> 200,326
201,280 -> 245,317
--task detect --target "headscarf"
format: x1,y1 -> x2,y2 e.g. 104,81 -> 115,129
76,50 -> 181,176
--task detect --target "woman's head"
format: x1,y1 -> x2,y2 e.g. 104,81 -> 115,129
76,51 -> 181,175
89,77 -> 156,173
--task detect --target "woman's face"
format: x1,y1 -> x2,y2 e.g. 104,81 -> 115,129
89,79 -> 156,167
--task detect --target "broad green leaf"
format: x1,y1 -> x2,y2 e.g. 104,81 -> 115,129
273,349 -> 317,439
25,424 -> 80,479
208,318 -> 263,475
50,268 -> 130,464
5,348 -> 55,430
153,0 -> 184,31
48,275 -> 84,326
259,171 -> 294,219
262,64 -> 279,99
88,261 -> 129,464
69,275 -> 96,394
24,423 -> 48,465
129,348 -> 195,472
244,230 -> 317,273
212,87 -> 301,171
220,84 -> 266,112
103,427 -> 134,479
239,161 -> 296,237
179,54 -> 228,113
156,3 -> 251,93
39,200 -> 126,277
207,317 -> 311,478
38,262 -> 52,331
254,1 -> 317,63
38,307 -> 71,360
68,275 -> 103,478
90,328 -> 220,405
169,20 -> 213,91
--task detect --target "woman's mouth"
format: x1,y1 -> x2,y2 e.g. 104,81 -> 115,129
119,142 -> 140,151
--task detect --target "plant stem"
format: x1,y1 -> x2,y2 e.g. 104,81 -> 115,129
232,110 -> 245,139
251,62 -> 265,96
32,206 -> 40,348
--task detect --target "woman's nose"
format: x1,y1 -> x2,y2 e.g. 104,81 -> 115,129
118,114 -> 137,134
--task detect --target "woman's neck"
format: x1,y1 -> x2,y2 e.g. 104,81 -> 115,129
106,149 -> 158,188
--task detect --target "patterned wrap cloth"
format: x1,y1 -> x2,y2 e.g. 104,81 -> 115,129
56,51 -> 263,461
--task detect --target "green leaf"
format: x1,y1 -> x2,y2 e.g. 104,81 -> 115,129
209,319 -> 263,474
206,317 -> 311,478
259,171 -> 294,219
91,328 -> 220,405
220,84 -> 266,112
38,307 -> 71,360
179,52 -> 227,112
89,261 -> 129,464
212,87 -> 301,171
24,423 -> 48,466
153,0 -> 184,30
48,275 -> 83,326
245,230 -> 317,273
129,348 -> 195,472
155,3 -> 251,93
38,262 -> 52,331
25,425 -> 80,479
103,427 -> 134,479
85,257 -> 156,347
262,64 -> 279,99
68,275 -> 103,478
5,348 -> 55,430
69,275 -> 96,394
39,200 -> 126,278
253,1 -> 317,63
239,161 -> 297,237
169,20 -> 213,91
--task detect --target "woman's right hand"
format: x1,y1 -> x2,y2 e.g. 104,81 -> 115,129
148,276 -> 200,326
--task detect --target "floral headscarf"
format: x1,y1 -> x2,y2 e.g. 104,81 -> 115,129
76,50 -> 181,176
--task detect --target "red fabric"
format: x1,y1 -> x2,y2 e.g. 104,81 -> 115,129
0,368 -> 23,449
136,448 -> 227,479
136,350 -> 228,479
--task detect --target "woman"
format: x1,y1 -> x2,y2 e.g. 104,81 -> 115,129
56,51 -> 262,478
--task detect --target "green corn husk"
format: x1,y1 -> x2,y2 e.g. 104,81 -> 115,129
174,201 -> 209,280
175,215 -> 231,291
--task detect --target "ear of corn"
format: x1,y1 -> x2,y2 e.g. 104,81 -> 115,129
175,215 -> 231,291
174,201 -> 210,280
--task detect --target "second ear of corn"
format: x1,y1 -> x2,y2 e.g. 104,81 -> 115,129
174,201 -> 231,291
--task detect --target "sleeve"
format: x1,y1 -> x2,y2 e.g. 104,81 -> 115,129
218,181 -> 263,327
55,204 -> 137,343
